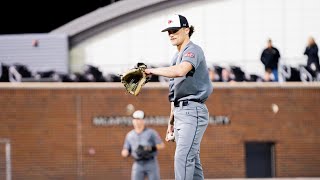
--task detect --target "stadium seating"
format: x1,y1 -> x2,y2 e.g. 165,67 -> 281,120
1,62 -> 320,83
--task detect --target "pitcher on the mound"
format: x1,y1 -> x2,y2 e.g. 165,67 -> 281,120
145,14 -> 213,180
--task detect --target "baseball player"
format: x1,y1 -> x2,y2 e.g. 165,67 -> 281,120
121,110 -> 165,180
145,14 -> 213,180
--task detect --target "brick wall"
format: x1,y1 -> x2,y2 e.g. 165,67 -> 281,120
0,83 -> 319,179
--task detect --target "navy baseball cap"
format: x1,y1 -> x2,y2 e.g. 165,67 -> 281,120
161,14 -> 189,32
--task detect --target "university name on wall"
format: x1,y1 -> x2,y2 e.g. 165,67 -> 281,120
92,115 -> 230,126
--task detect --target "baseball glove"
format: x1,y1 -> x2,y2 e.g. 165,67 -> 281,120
120,63 -> 148,96
135,145 -> 156,160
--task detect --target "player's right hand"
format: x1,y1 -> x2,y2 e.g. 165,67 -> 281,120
165,124 -> 175,142
121,149 -> 130,157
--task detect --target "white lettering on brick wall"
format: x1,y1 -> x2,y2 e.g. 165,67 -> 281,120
92,116 -> 230,126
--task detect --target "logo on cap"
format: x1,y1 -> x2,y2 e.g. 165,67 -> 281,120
161,14 -> 189,32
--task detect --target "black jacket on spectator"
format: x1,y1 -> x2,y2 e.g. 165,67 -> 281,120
0,63 -> 9,82
261,47 -> 280,70
304,43 -> 320,71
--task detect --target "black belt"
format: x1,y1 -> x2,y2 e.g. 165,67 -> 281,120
174,100 -> 202,107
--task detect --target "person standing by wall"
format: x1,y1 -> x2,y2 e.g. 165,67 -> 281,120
304,36 -> 320,75
121,110 -> 165,180
260,38 -> 281,82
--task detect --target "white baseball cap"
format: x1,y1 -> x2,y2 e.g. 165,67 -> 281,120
161,14 -> 189,32
132,110 -> 145,119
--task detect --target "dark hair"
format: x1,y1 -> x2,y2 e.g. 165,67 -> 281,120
188,25 -> 194,37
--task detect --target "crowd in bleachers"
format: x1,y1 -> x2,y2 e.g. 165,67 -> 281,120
0,33 -> 319,83
208,64 -> 320,82
0,37 -> 319,83
0,63 -> 120,83
1,61 -> 319,83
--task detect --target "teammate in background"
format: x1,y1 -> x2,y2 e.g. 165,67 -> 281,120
145,14 -> 213,180
121,110 -> 165,180
304,37 -> 320,74
260,38 -> 281,82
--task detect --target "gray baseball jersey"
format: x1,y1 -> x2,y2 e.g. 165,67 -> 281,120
168,41 -> 212,180
123,128 -> 162,160
168,41 -> 213,103
123,128 -> 162,180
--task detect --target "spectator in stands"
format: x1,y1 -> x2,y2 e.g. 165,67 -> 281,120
208,68 -> 215,82
230,66 -> 245,82
221,67 -> 234,82
304,37 -> 320,74
211,65 -> 223,82
8,63 -> 32,82
0,63 -> 9,82
83,65 -> 106,82
260,38 -> 281,82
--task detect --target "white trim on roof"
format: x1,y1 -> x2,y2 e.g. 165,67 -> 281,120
50,0 -> 195,46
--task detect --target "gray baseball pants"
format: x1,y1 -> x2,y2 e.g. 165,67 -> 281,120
174,101 -> 209,180
131,158 -> 160,180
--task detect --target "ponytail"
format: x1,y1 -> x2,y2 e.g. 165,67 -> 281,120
189,25 -> 194,37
